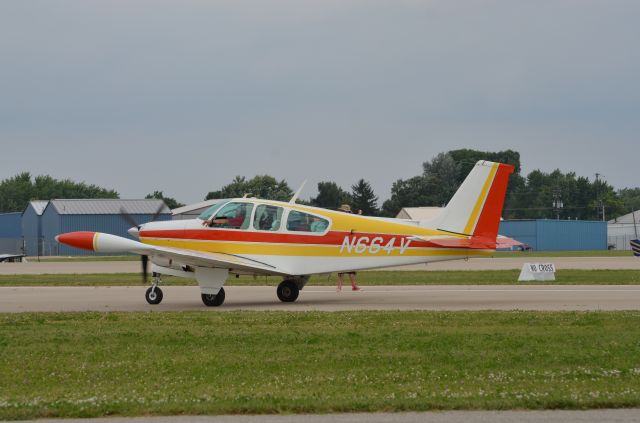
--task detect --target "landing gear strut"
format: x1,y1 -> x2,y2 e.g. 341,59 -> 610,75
201,287 -> 226,307
145,273 -> 163,305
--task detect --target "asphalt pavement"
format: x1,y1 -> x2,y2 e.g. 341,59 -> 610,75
0,256 -> 638,275
11,409 -> 640,423
3,284 -> 640,312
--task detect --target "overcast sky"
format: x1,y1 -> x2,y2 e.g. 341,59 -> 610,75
1,0 -> 638,205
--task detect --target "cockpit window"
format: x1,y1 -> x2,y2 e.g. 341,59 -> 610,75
253,205 -> 284,231
198,201 -> 227,221
286,210 -> 329,233
208,202 -> 254,230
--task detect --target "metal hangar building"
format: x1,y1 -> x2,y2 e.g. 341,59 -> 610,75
40,199 -> 171,256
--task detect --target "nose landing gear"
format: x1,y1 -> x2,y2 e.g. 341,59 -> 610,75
145,273 -> 163,305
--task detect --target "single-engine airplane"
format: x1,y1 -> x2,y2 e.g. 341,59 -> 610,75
56,160 -> 514,307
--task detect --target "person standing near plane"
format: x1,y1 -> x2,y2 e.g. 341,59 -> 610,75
336,204 -> 362,292
336,271 -> 361,292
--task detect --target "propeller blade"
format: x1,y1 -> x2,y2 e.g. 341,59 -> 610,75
119,207 -> 139,229
150,203 -> 166,223
141,255 -> 148,283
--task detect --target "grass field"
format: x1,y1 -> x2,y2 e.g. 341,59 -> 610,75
1,311 -> 640,420
1,269 -> 639,287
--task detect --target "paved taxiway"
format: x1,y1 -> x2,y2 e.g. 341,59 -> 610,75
2,284 -> 640,312
12,409 -> 640,423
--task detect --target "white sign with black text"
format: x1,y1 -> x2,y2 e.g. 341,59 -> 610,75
518,263 -> 556,282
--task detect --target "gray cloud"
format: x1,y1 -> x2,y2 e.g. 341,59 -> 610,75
1,0 -> 639,204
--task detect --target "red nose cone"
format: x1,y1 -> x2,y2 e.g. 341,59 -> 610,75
55,231 -> 97,251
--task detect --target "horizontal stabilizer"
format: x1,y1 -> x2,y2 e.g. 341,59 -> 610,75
496,235 -> 525,249
409,234 -> 524,250
408,234 -> 496,249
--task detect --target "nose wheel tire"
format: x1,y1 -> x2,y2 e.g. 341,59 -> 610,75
201,287 -> 225,307
145,286 -> 163,305
277,280 -> 299,303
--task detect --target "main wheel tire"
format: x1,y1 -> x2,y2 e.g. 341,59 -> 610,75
277,280 -> 299,303
145,286 -> 163,305
201,287 -> 225,307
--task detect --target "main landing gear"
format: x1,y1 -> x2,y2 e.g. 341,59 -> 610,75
277,277 -> 309,303
145,273 -> 163,305
277,280 -> 299,302
201,287 -> 226,307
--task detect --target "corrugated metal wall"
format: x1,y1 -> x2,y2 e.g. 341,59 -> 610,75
499,220 -> 607,251
499,220 -> 538,250
41,206 -> 61,256
0,213 -> 22,237
22,206 -> 42,256
44,213 -> 171,256
0,212 -> 23,254
608,223 -> 640,250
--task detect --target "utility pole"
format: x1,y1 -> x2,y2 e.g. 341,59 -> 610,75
595,173 -> 605,221
552,189 -> 563,220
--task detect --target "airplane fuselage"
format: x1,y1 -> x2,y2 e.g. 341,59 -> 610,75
137,199 -> 491,276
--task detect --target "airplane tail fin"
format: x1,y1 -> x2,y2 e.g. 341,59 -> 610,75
428,161 -> 514,244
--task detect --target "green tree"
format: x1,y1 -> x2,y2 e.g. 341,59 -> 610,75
448,148 -> 521,183
381,176 -> 442,217
379,149 -> 633,221
504,169 -> 624,220
311,182 -> 351,209
351,179 -> 378,216
380,152 -> 465,217
593,177 -> 624,221
422,152 -> 461,206
145,191 -> 184,210
205,175 -> 293,202
618,188 -> 640,215
0,172 -> 33,212
0,172 -> 118,213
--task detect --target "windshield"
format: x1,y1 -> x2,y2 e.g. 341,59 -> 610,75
197,201 -> 228,221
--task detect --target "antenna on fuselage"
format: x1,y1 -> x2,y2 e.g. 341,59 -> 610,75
289,180 -> 307,204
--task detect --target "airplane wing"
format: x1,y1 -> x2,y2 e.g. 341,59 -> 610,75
55,231 -> 287,275
148,245 -> 286,275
